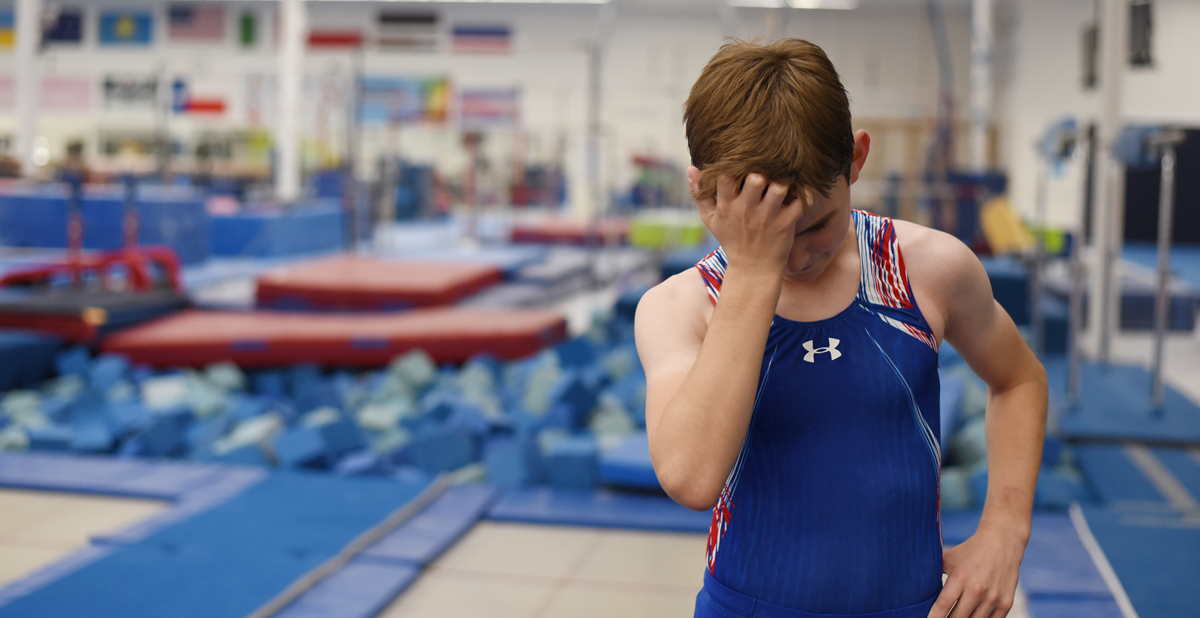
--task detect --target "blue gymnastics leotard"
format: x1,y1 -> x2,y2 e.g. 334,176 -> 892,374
692,210 -> 943,618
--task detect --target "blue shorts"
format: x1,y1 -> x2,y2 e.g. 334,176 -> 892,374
695,570 -> 940,618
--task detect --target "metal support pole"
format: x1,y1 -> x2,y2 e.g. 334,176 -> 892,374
1089,0 -> 1128,363
1151,138 -> 1180,411
15,0 -> 42,178
1031,160 -> 1048,355
1066,130 -> 1091,407
969,0 -> 994,171
276,0 -> 306,205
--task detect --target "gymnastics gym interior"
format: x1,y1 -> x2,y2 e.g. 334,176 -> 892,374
0,1 -> 1197,617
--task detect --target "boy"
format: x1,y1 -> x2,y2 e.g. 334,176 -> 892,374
634,38 -> 1046,618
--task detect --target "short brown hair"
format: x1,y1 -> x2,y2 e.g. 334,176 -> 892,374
684,38 -> 853,200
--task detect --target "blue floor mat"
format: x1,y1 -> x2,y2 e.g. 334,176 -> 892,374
0,472 -> 432,618
1152,447 -> 1200,501
1078,505 -> 1200,618
273,557 -> 420,618
487,487 -> 711,532
1123,242 -> 1200,289
362,484 -> 498,565
1044,357 -> 1200,445
1074,445 -> 1165,504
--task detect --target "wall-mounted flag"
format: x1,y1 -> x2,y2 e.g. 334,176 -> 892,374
99,11 -> 154,46
103,75 -> 159,108
309,29 -> 364,48
378,12 -> 438,51
460,88 -> 520,130
43,7 -> 84,44
171,78 -> 225,115
168,3 -> 225,42
239,11 -> 256,47
0,12 -> 14,49
359,77 -> 449,125
452,25 -> 510,54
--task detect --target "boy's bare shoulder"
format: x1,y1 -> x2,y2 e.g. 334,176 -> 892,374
891,219 -> 978,275
635,267 -> 713,330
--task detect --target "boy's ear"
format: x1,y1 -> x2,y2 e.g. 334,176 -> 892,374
849,130 -> 871,185
687,166 -> 701,197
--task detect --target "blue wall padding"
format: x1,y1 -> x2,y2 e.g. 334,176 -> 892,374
544,435 -> 599,490
598,432 -> 659,490
407,425 -> 477,474
0,472 -> 432,618
362,484 -> 498,566
1074,445 -> 1163,504
1041,296 -> 1070,354
0,330 -> 62,391
487,487 -> 711,532
1152,447 -> 1200,501
0,188 -> 210,264
272,558 -> 419,618
210,202 -> 344,258
1045,358 -> 1200,445
484,436 -> 542,489
1079,505 -> 1200,618
980,257 -> 1029,324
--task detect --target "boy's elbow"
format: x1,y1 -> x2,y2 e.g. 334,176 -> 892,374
656,465 -> 719,512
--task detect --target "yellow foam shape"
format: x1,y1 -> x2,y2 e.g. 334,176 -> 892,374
629,212 -> 706,249
980,196 -> 1034,254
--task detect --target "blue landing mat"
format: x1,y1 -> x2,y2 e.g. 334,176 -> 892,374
0,472 -> 433,618
1074,445 -> 1164,504
1079,505 -> 1200,618
487,487 -> 711,532
1044,357 -> 1200,445
1124,242 -> 1200,289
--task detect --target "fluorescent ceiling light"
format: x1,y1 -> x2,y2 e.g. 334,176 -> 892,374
728,0 -> 858,8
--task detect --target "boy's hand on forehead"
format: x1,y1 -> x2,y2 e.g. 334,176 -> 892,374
688,166 -> 807,277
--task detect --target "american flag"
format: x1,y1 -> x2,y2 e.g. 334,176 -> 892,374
168,4 -> 225,42
451,25 -> 510,54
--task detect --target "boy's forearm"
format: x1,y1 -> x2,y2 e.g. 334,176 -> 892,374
652,265 -> 780,509
978,371 -> 1047,540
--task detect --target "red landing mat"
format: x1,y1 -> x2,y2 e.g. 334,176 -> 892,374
255,256 -> 504,310
510,219 -> 628,245
100,308 -> 567,368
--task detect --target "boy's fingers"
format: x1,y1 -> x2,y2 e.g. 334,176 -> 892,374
740,174 -> 766,203
763,182 -> 789,210
927,580 -> 960,618
715,174 -> 737,206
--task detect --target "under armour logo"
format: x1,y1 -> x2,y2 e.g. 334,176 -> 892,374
802,338 -> 842,363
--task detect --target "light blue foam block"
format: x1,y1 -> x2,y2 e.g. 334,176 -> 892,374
598,432 -> 659,490
544,434 -> 598,490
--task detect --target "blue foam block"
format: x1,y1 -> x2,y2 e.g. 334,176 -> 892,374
0,472 -> 432,618
134,407 -> 192,457
229,395 -> 270,421
614,287 -> 648,322
484,436 -> 542,489
320,419 -> 366,457
26,425 -> 73,451
334,450 -> 390,476
55,346 -> 90,377
272,558 -> 420,618
0,329 -> 62,391
362,484 -> 498,565
407,425 -> 477,474
487,487 -> 710,532
89,354 -> 130,390
554,337 -> 598,369
599,432 -> 660,490
214,444 -> 272,467
544,435 -> 599,490
251,371 -> 287,400
106,401 -> 150,435
275,426 -> 327,468
1034,468 -> 1088,510
545,373 -> 600,431
71,419 -> 115,453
